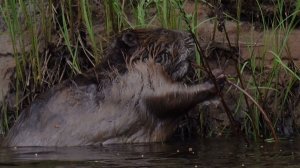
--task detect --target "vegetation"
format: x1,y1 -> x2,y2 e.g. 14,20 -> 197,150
0,0 -> 299,142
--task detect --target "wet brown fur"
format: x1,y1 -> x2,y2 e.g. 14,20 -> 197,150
3,28 -> 222,146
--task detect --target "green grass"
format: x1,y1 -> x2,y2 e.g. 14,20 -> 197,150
234,0 -> 300,140
58,2 -> 81,74
0,0 -> 300,141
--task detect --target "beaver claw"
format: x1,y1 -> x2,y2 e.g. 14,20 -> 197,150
212,69 -> 226,89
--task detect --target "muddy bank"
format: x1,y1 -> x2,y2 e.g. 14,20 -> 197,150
205,0 -> 300,28
187,0 -> 300,137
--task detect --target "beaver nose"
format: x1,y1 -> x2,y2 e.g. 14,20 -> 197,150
183,32 -> 195,45
188,33 -> 195,42
185,38 -> 195,48
187,32 -> 193,38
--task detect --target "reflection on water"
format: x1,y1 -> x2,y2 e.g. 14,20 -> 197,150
0,138 -> 299,168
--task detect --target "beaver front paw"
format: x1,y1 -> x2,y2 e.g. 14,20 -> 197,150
211,69 -> 226,90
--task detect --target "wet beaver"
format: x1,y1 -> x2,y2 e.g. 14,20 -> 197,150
3,28 -> 224,146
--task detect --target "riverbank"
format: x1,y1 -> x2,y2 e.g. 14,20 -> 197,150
0,0 -> 299,141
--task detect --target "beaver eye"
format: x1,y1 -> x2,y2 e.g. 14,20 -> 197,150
155,56 -> 162,63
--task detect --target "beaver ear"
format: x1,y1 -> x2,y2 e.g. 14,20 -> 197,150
121,31 -> 138,47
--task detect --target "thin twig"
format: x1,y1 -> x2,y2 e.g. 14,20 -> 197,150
176,0 -> 240,135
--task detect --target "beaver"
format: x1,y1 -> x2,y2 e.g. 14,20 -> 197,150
3,28 -> 224,146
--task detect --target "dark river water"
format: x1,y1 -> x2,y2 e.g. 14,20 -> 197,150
0,138 -> 299,168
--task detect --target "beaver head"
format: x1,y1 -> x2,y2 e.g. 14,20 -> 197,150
102,28 -> 195,81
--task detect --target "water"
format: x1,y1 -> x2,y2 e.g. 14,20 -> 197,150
0,138 -> 299,168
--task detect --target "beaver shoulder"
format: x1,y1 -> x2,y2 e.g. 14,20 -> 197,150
3,28 -> 223,146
